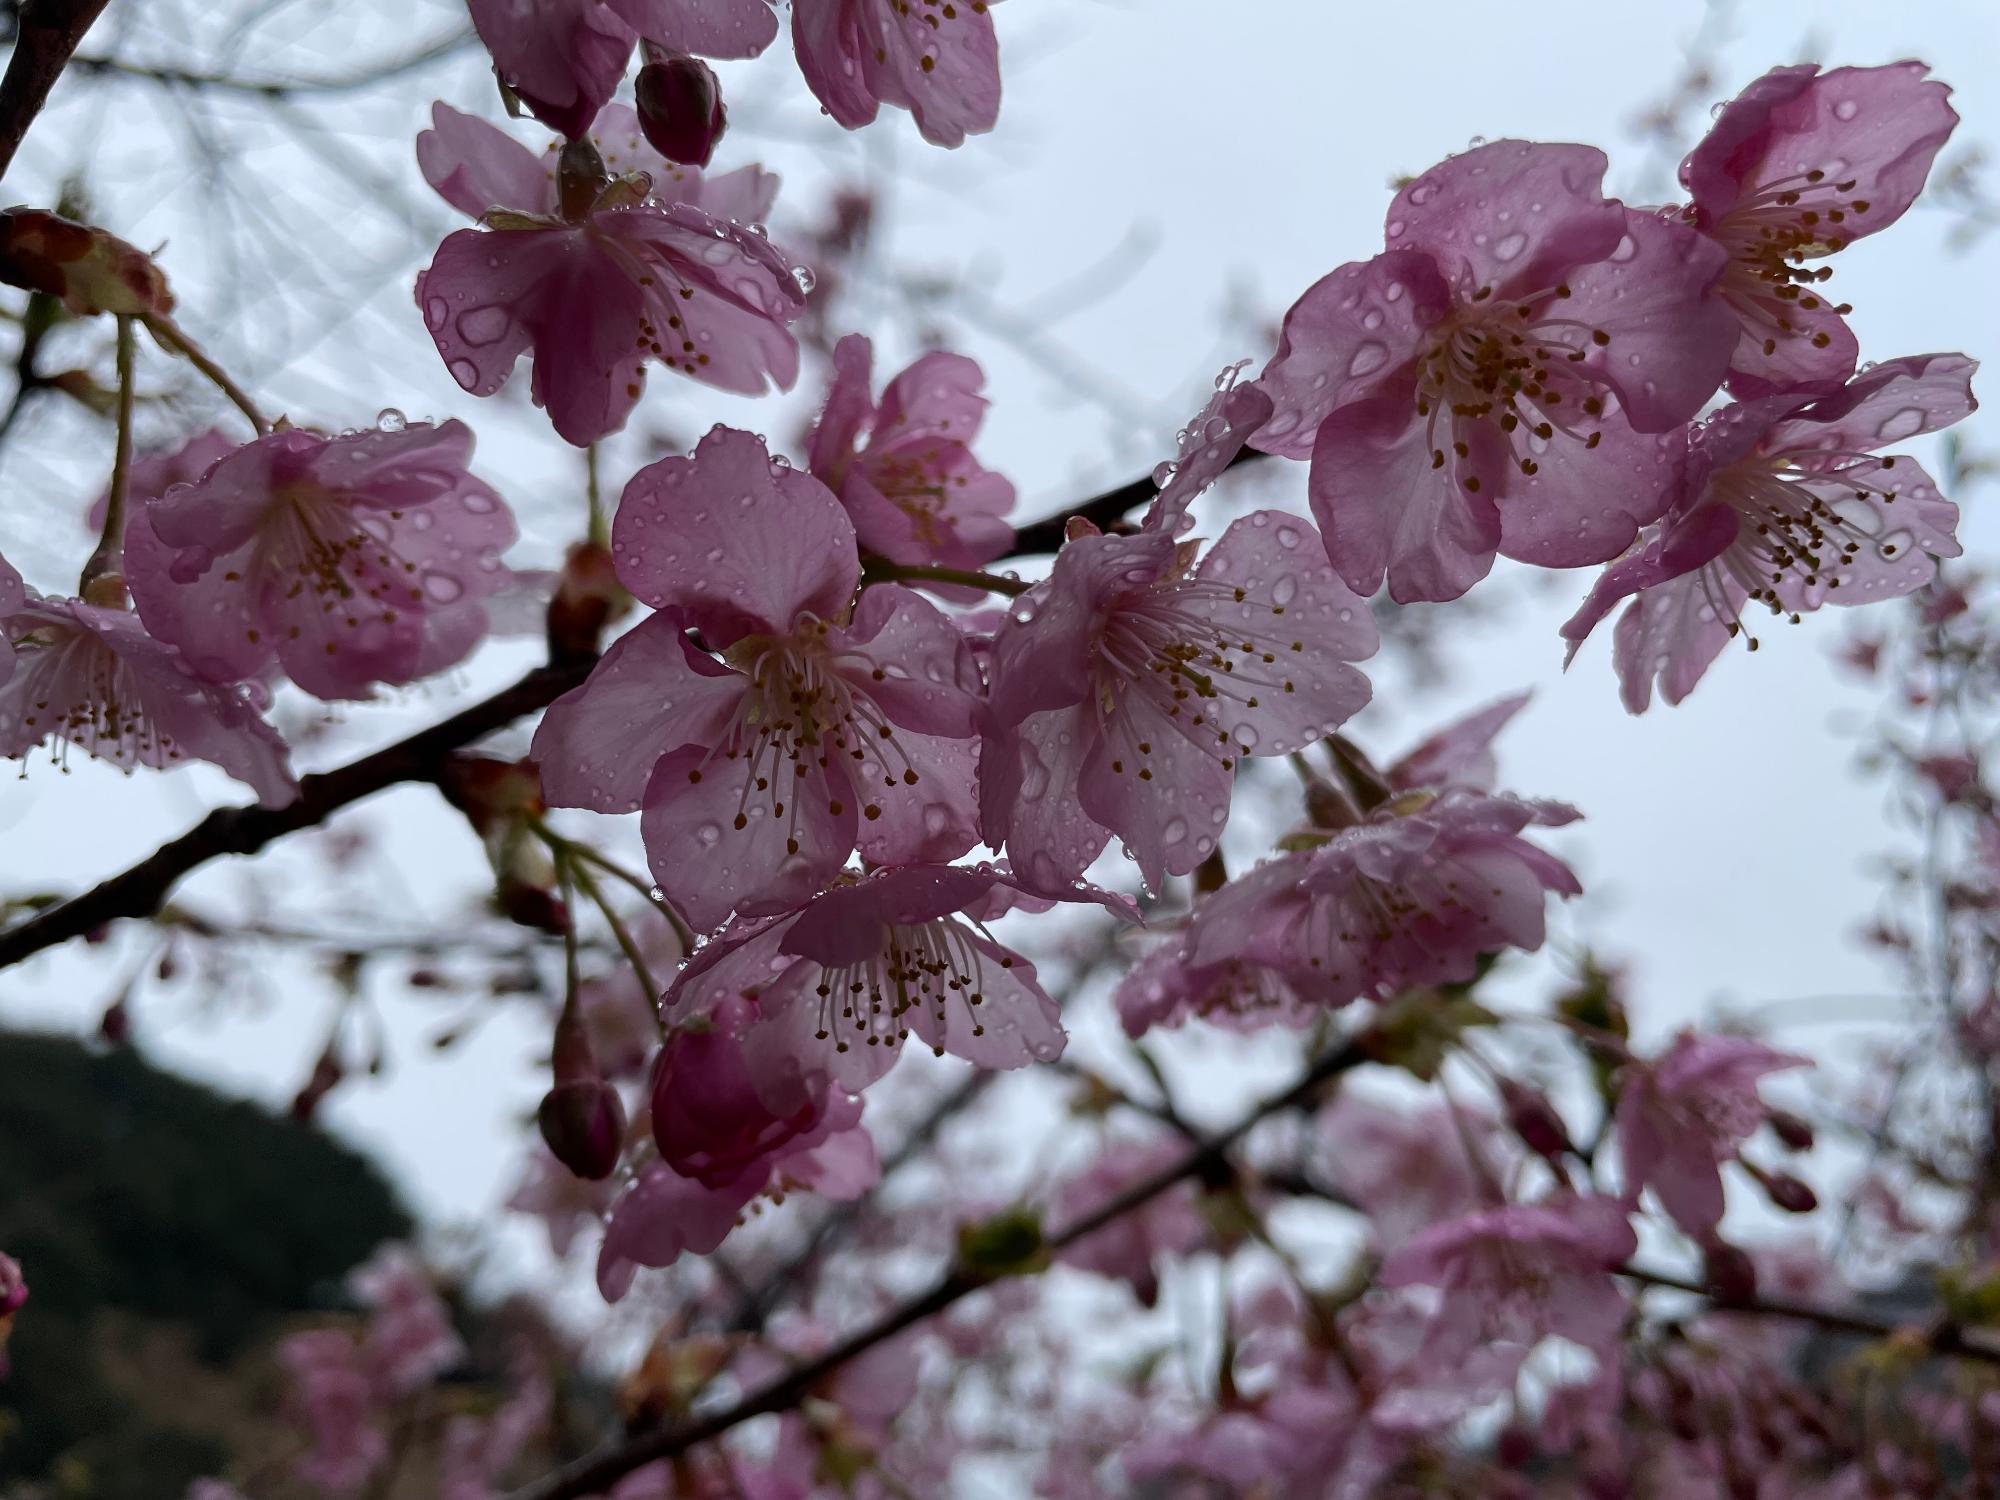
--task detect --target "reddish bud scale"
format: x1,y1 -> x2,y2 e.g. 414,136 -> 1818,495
538,1078 -> 627,1181
0,208 -> 173,317
546,542 -> 628,664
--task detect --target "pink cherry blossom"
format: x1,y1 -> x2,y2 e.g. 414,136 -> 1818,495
660,863 -> 1117,1100
415,126 -> 805,447
1679,62 -> 1958,397
0,580 -> 296,806
468,0 -> 779,140
596,1090 -> 876,1297
807,333 -> 1015,575
351,1244 -> 466,1397
791,0 -> 1001,149
1616,1030 -> 1808,1237
508,1147 -> 616,1259
418,101 -> 779,225
1377,1196 -> 1637,1413
124,421 -> 517,700
1386,689 -> 1532,793
1112,940 -> 1313,1037
0,1252 -> 24,1317
532,427 -> 982,929
1254,140 -> 1737,603
280,1329 -> 390,1492
1052,1136 -> 1212,1307
980,511 -> 1376,893
651,994 -> 835,1186
440,1362 -> 551,1500
1563,353 -> 1976,711
1185,790 -> 1580,1008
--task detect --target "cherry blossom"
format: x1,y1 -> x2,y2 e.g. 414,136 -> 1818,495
791,0 -> 1002,148
1563,352 -> 1977,710
416,117 -> 805,447
418,101 -> 779,225
0,569 -> 296,806
651,993 -> 837,1185
1311,1091 -> 1496,1252
807,333 -> 1015,576
1254,139 -> 1738,602
1679,62 -> 1958,397
981,509 -> 1376,893
1183,790 -> 1580,1009
1377,1196 -> 1638,1415
0,552 -> 22,681
124,421 -> 517,700
467,0 -> 779,140
533,426 -> 983,928
1616,1031 -> 1809,1237
661,863 -> 1121,1100
281,1330 -> 389,1492
597,1091 -> 877,1297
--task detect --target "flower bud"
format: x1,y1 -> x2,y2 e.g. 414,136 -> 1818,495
635,53 -> 728,168
0,208 -> 173,317
546,541 -> 628,664
1703,1240 -> 1757,1304
538,1078 -> 627,1181
1767,1109 -> 1815,1152
1756,1166 -> 1818,1214
1499,1078 -> 1573,1160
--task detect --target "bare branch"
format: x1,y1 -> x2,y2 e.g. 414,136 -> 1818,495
0,0 -> 111,179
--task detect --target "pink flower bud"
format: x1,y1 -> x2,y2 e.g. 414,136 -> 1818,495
635,53 -> 728,169
1703,1240 -> 1757,1304
538,1079 -> 627,1181
1759,1168 -> 1818,1214
1767,1109 -> 1815,1152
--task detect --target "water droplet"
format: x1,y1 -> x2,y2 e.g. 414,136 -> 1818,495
1347,342 -> 1389,378
375,408 -> 406,432
1493,231 -> 1527,262
1833,98 -> 1860,121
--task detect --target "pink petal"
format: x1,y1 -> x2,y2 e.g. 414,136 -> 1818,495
1683,62 -> 1957,240
607,0 -> 779,57
642,742 -> 857,930
980,702 -> 1111,895
467,0 -> 634,141
1307,384 -> 1503,603
1609,564 -> 1738,713
1078,688 -> 1234,891
1185,509 -> 1377,752
1560,501 -> 1740,661
903,931 -> 1066,1067
850,727 -> 979,865
597,1162 -> 764,1297
1492,417 -> 1681,571
1765,351 -> 1978,457
862,0 -> 1001,148
532,610 -> 744,813
1252,251 -> 1450,461
1561,210 -> 1734,432
613,426 -> 857,642
807,332 -> 875,489
837,582 -> 982,735
417,102 -> 556,219
418,224 -> 646,448
1385,141 -> 1623,297
1387,691 -> 1532,793
0,551 -> 22,680
1146,381 -> 1273,536
790,0 -> 879,131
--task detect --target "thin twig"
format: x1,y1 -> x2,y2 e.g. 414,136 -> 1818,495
142,314 -> 271,434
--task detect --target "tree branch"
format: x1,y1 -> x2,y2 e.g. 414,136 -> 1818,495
0,453 -> 1246,971
0,661 -> 594,969
507,1038 -> 1368,1500
0,0 -> 111,179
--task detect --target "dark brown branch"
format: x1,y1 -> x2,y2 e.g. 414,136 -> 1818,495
1006,444 -> 1270,556
0,661 -> 594,969
0,0 -> 111,180
0,454 -> 1262,972
507,1038 -> 1368,1500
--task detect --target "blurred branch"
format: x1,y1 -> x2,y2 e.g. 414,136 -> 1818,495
508,1037 -> 1371,1500
0,453 -> 1271,970
0,0 -> 110,179
67,27 -> 476,99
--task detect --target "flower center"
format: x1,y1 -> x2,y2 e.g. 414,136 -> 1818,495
810,917 -> 1008,1055
1413,286 -> 1616,494
1699,168 -> 1871,356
